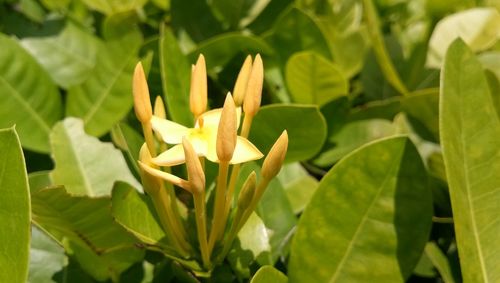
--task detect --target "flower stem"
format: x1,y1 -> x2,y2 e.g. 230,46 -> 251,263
193,191 -> 210,268
208,161 -> 229,254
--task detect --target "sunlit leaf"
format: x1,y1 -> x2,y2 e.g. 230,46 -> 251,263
0,127 -> 31,283
28,227 -> 66,283
440,39 -> 500,283
250,266 -> 288,283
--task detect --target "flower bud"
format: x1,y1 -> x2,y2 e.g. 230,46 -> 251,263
261,130 -> 288,180
237,171 -> 257,209
153,96 -> 167,119
216,93 -> 237,162
233,55 -> 253,106
190,54 -> 208,118
243,54 -> 263,117
182,137 -> 205,194
133,62 -> 152,123
138,144 -> 161,194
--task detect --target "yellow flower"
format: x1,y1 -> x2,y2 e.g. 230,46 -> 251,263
150,106 -> 263,166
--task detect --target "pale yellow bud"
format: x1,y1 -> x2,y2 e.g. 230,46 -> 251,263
233,55 -> 253,106
153,96 -> 167,119
133,62 -> 153,123
182,137 -> 205,194
243,54 -> 263,117
138,144 -> 161,194
237,171 -> 257,209
216,93 -> 237,162
190,54 -> 208,118
261,130 -> 288,180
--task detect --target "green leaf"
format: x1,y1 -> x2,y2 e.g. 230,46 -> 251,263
277,163 -> 318,214
425,243 -> 457,283
313,119 -> 397,167
249,104 -> 327,162
111,182 -> 173,254
210,0 -> 268,29
285,51 -> 348,106
0,127 -> 31,283
111,122 -> 143,177
28,226 -> 67,283
66,34 -> 140,136
28,171 -> 52,193
50,118 -> 141,197
159,25 -> 193,126
289,137 -> 433,282
440,39 -> 500,283
21,22 -> 99,89
427,8 -> 500,68
31,186 -> 144,281
250,266 -> 288,283
80,0 -> 147,15
170,0 -> 224,42
0,34 -> 62,153
188,33 -> 274,68
265,7 -> 332,65
402,89 -> 440,142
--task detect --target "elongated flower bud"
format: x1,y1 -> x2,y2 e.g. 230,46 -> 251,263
153,96 -> 167,119
233,55 -> 253,106
216,93 -> 237,162
190,54 -> 207,118
237,171 -> 257,209
133,62 -> 152,123
138,144 -> 161,194
243,54 -> 263,117
261,130 -> 288,180
182,137 -> 205,194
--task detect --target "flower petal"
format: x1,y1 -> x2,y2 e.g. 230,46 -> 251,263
196,107 -> 242,129
152,144 -> 186,166
229,137 -> 264,164
150,116 -> 189,144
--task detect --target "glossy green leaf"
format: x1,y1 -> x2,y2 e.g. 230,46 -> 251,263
0,34 -> 62,153
313,119 -> 396,166
265,7 -> 332,65
249,104 -> 327,162
250,266 -> 288,283
285,51 -> 348,106
0,127 -> 30,283
427,8 -> 500,68
440,39 -> 500,283
425,243 -> 457,283
80,0 -> 147,15
277,163 -> 318,214
159,25 -> 193,126
21,22 -> 99,89
289,137 -> 433,282
28,226 -> 67,283
228,213 -> 272,278
66,34 -> 140,136
31,186 -> 144,281
50,118 -> 140,197
188,33 -> 274,68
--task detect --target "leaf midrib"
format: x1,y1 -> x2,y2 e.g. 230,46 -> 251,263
328,142 -> 405,283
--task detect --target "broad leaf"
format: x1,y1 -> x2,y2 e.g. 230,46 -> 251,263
31,186 -> 144,281
0,127 -> 31,283
289,137 -> 432,282
250,266 -> 288,283
285,51 -> 348,106
188,33 -> 274,68
111,122 -> 144,177
66,34 -> 140,136
440,39 -> 500,283
277,163 -> 318,214
210,0 -> 269,29
28,227 -> 66,283
21,22 -> 99,89
427,8 -> 500,68
0,34 -> 62,152
249,104 -> 327,162
159,26 -> 193,126
50,118 -> 140,197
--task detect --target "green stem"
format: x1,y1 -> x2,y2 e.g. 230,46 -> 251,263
363,0 -> 409,96
193,191 -> 210,268
208,162 -> 229,254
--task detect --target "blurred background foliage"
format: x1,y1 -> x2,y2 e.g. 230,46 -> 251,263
1,0 -> 500,282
